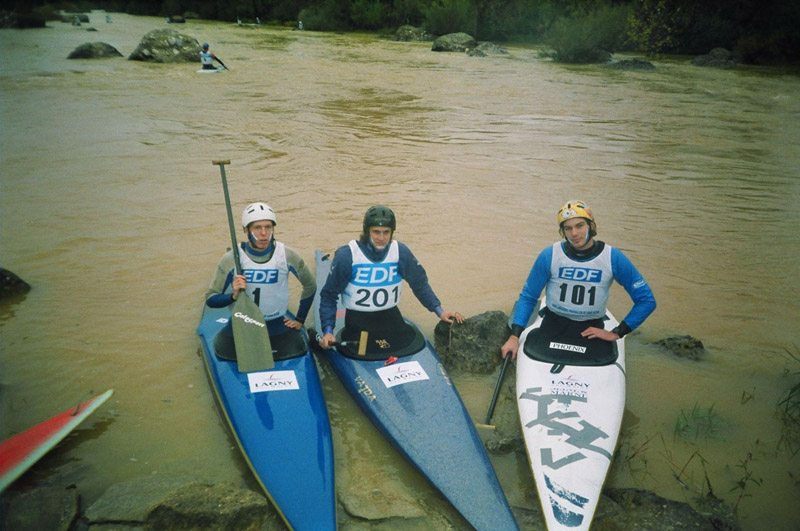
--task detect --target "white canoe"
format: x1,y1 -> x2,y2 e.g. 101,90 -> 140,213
197,66 -> 225,73
516,297 -> 625,530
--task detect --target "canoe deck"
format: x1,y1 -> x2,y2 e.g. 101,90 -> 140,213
197,305 -> 336,530
517,300 -> 626,530
313,250 -> 518,530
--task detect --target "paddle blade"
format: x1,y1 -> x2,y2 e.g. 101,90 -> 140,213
230,296 -> 274,372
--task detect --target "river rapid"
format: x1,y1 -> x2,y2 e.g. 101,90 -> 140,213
1,12 -> 798,530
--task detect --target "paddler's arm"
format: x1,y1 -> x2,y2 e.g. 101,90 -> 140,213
318,246 -> 353,348
205,251 -> 244,307
611,247 -> 656,332
285,247 -> 316,330
501,248 -> 551,360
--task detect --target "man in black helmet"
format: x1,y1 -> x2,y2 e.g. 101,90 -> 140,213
318,206 -> 463,350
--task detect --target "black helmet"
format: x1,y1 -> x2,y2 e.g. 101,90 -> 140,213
362,205 -> 396,233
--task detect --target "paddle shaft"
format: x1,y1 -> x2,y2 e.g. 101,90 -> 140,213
213,160 -> 241,276
483,353 -> 511,425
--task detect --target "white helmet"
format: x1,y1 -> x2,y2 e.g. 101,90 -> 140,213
242,202 -> 277,229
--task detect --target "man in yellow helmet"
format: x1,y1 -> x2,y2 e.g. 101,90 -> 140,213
500,200 -> 656,361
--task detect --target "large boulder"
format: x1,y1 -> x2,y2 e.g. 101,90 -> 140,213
0,268 -> 31,298
468,41 -> 508,57
128,28 -> 202,63
652,335 -> 706,361
392,25 -> 434,42
67,42 -> 123,59
0,485 -> 79,530
431,32 -> 477,53
433,310 -> 509,374
609,58 -> 655,70
692,47 -> 738,68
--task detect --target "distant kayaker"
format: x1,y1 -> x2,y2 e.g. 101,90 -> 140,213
199,42 -> 226,70
500,200 -> 656,361
318,205 -> 463,350
205,202 -> 316,337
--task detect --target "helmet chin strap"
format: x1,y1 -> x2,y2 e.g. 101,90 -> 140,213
248,231 -> 273,248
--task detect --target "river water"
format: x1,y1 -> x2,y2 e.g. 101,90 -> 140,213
1,12 -> 798,530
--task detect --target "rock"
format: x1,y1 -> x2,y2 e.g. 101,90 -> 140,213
608,58 -> 655,70
146,482 -> 276,530
61,13 -> 90,23
431,32 -> 477,53
652,335 -> 706,361
433,310 -> 509,374
0,268 -> 31,298
392,25 -> 434,42
85,475 -> 200,523
167,15 -> 186,24
473,42 -> 508,55
692,47 -> 738,69
67,42 -> 123,59
128,28 -> 202,63
600,488 -> 740,530
0,485 -> 79,531
338,486 -> 427,521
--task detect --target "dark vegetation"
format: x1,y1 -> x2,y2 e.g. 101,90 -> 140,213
2,0 -> 798,64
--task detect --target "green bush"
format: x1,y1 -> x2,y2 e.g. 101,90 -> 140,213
542,4 -> 630,63
350,0 -> 388,29
423,0 -> 476,37
299,0 -> 350,30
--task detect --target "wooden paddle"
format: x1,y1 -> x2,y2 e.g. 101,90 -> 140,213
213,159 -> 274,372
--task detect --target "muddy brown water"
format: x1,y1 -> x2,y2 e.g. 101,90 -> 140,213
1,12 -> 799,530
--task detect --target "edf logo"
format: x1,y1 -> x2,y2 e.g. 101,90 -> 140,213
558,267 -> 602,282
244,269 -> 279,284
351,264 -> 400,286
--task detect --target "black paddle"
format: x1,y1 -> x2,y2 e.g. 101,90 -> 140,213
476,353 -> 511,430
213,159 -> 274,372
216,57 -> 229,70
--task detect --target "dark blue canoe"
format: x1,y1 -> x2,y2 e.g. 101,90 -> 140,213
197,305 -> 336,530
313,250 -> 518,530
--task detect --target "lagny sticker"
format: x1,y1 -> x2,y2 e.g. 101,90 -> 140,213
376,361 -> 429,388
248,370 -> 300,393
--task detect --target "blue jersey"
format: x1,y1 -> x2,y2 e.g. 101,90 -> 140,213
512,241 -> 655,332
319,240 -> 442,335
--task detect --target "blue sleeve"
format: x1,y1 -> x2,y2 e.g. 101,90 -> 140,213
206,292 -> 234,308
397,243 -> 441,313
205,270 -> 235,308
511,247 -> 551,330
319,246 -> 353,335
611,247 -> 656,330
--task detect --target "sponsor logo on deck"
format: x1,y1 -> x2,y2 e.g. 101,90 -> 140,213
248,371 -> 300,392
550,342 -> 586,353
377,361 -> 429,388
550,375 -> 590,399
355,376 -> 377,401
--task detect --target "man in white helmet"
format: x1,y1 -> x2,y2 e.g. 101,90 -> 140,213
500,200 -> 656,363
205,203 -> 316,347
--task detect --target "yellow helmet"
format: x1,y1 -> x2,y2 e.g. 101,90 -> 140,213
557,200 -> 593,226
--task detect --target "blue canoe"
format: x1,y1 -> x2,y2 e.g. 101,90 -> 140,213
312,250 -> 518,530
197,305 -> 336,530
